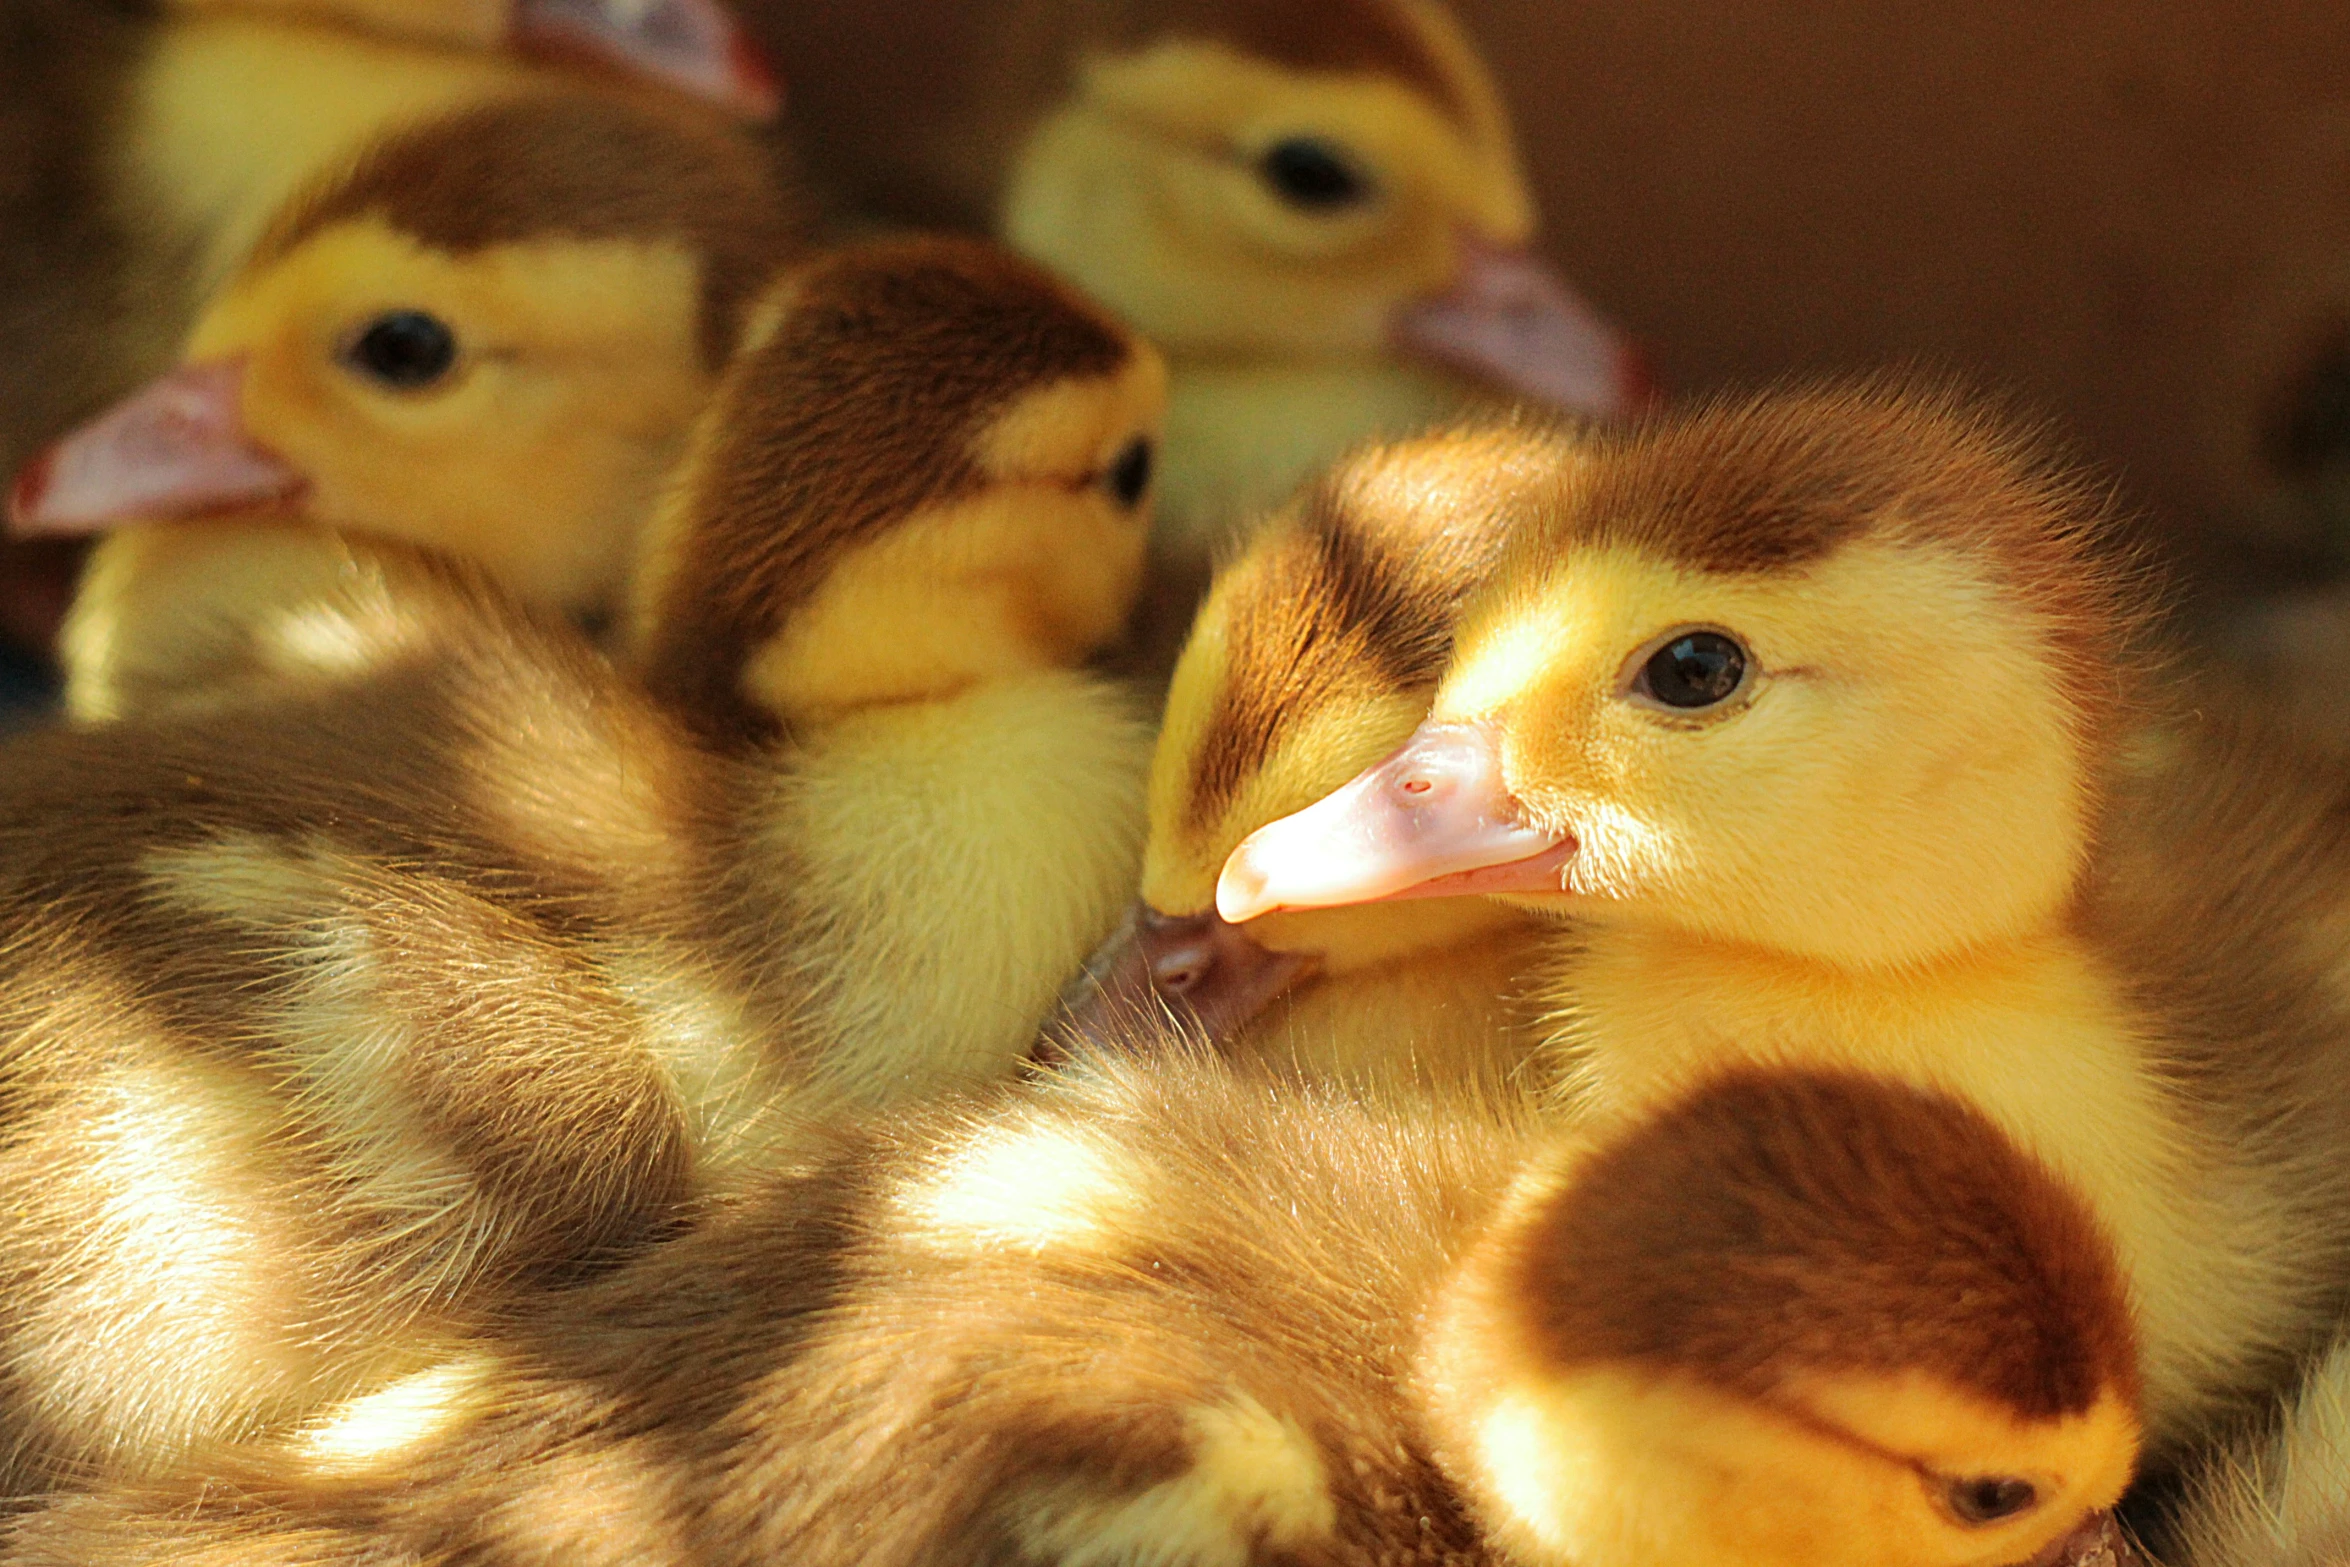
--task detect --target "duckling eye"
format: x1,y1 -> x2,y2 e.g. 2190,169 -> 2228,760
1258,137 -> 1373,211
1635,631 -> 1749,710
343,310 -> 458,389
1105,437 -> 1154,510
1941,1475 -> 2039,1526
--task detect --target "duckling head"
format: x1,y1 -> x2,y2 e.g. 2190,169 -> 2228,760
1220,383 -> 2149,971
625,234 -> 1167,744
1423,1069 -> 2142,1567
8,93 -> 797,621
999,0 -> 1644,415
1065,422 -> 1565,1045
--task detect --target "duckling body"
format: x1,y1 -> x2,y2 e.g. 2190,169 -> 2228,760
30,88 -> 797,720
0,1049 -> 2141,1567
1217,387 -> 2350,1466
0,237 -> 1161,1485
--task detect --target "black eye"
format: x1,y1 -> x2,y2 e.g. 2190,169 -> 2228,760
344,310 -> 458,389
1258,137 -> 1373,211
1942,1475 -> 2039,1526
1637,631 -> 1748,710
1106,437 -> 1153,510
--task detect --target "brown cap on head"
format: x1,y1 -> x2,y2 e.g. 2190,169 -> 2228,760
1513,1070 -> 2137,1420
1426,1069 -> 2142,1567
256,91 -> 804,367
630,235 -> 1146,743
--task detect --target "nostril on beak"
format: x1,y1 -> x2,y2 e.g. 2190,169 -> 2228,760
1150,945 -> 1213,994
1399,776 -> 1433,796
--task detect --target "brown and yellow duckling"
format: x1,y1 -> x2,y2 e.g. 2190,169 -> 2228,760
16,88 -> 797,720
1060,421 -> 1563,1089
1216,383 -> 2350,1475
0,234 -> 1160,1487
0,1049 -> 2141,1567
747,0 -> 1647,573
0,0 -> 772,491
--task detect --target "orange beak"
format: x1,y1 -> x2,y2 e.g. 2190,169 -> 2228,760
512,0 -> 782,121
7,361 -> 306,539
1217,720 -> 1572,923
1390,235 -> 1654,418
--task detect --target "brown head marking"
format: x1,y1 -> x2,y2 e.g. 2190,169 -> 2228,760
635,236 -> 1134,745
1183,421 -> 1568,833
256,93 -> 803,366
1511,1069 -> 2139,1422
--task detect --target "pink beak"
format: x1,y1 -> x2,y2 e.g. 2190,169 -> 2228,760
513,0 -> 782,121
8,361 -> 306,539
1390,237 -> 1654,419
1044,901 -> 1320,1058
1216,721 -> 1572,924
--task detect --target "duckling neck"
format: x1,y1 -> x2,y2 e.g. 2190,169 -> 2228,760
737,668 -> 1150,1107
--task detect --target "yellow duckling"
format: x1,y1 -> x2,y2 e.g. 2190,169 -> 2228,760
0,1050 -> 2142,1567
1217,383 -> 2350,1475
16,89 -> 798,720
1061,421 -> 1564,1088
0,0 -> 773,490
0,235 -> 1160,1486
747,0 -> 1647,570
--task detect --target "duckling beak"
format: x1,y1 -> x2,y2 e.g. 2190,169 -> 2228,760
6,361 -> 306,539
1044,902 -> 1320,1058
1216,721 -> 1572,923
513,0 -> 782,120
1390,236 -> 1653,417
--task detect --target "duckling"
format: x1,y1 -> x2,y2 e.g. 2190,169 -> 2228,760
1214,383 -> 2350,1470
0,234 -> 1161,1485
0,1049 -> 2144,1567
744,0 -> 1647,569
18,88 -> 798,720
0,0 -> 774,519
1060,421 -> 1564,1088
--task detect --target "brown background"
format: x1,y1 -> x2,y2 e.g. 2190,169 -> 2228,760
754,0 -> 2350,580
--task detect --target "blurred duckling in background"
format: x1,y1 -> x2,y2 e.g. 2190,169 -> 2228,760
745,0 -> 1648,575
0,0 -> 780,679
1060,422 -> 1563,1089
16,90 -> 798,720
0,0 -> 775,491
0,235 -> 1160,1486
1215,384 -> 2350,1475
0,1051 -> 2142,1567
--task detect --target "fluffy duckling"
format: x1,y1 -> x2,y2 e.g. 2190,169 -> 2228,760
750,0 -> 1646,567
0,1049 -> 2142,1567
0,235 -> 1160,1485
1215,384 -> 2350,1470
0,0 -> 773,510
20,89 -> 797,720
1060,422 -> 1562,1088
2153,1334 -> 2350,1566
